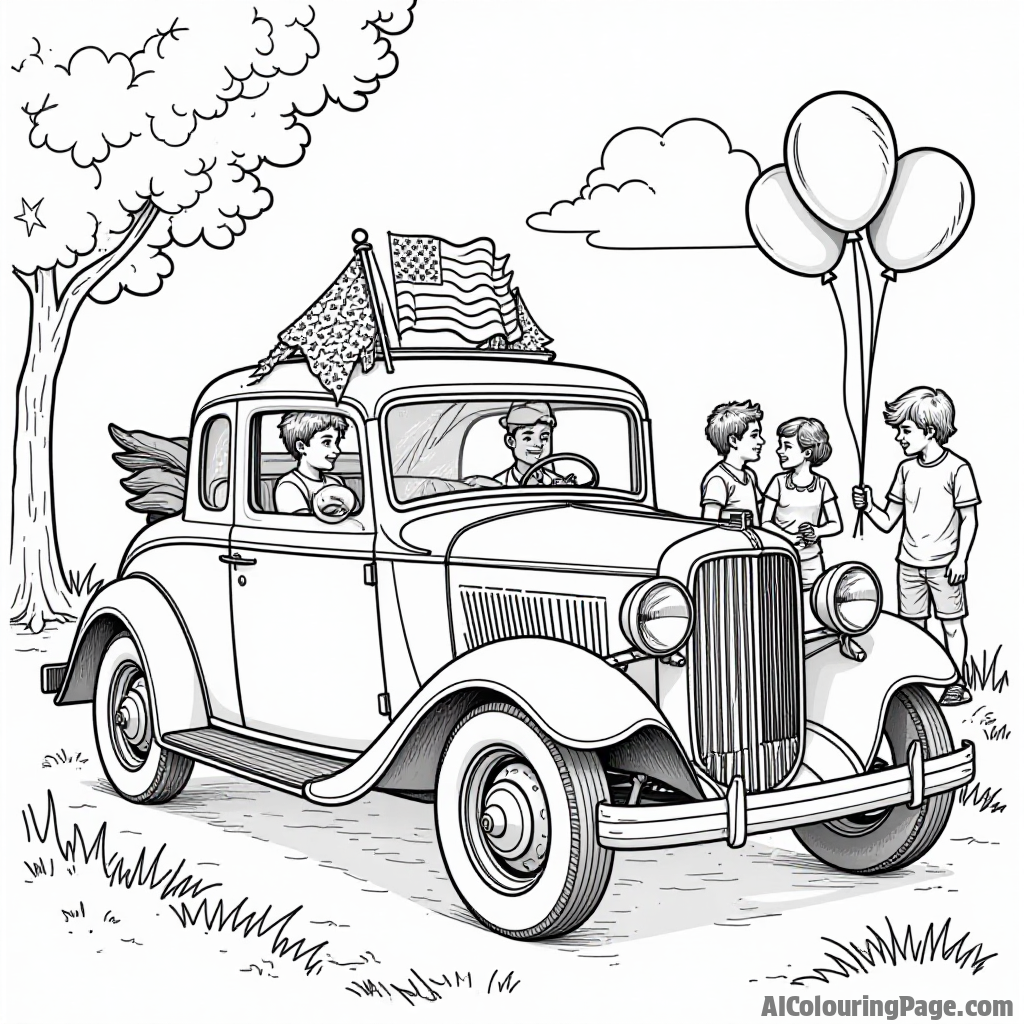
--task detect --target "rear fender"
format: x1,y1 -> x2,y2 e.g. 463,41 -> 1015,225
802,612 -> 957,779
307,638 -> 699,804
56,577 -> 208,740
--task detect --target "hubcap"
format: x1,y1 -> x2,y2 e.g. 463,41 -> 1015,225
109,661 -> 151,771
116,688 -> 149,746
464,752 -> 551,893
479,763 -> 548,870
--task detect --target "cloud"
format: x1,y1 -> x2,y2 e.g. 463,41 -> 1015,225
527,118 -> 760,249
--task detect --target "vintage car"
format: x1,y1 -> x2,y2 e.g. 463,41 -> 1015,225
43,348 -> 975,940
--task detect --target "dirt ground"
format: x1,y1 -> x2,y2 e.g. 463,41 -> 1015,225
1,625 -> 1019,1023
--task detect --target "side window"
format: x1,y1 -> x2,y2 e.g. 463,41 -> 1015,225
200,415 -> 232,511
250,410 -> 363,516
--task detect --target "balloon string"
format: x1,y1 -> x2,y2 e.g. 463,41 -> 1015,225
849,244 -> 869,537
852,239 -> 875,538
829,278 -> 864,538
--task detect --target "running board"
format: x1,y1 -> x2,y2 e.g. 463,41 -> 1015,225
162,727 -> 352,796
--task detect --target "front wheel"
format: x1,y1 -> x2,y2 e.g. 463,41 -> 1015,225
435,702 -> 613,940
794,684 -> 954,873
94,632 -> 194,804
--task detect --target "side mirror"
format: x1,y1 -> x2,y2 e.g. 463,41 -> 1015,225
312,484 -> 358,524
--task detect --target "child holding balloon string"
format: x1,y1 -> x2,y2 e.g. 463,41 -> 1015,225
761,417 -> 843,593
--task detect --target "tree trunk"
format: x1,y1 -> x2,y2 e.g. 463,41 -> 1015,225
9,202 -> 159,634
10,269 -> 76,632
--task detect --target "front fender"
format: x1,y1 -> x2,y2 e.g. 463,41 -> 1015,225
56,577 -> 208,740
800,612 -> 957,780
305,638 -> 687,805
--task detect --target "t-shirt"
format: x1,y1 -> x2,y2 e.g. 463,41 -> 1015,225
764,472 -> 836,559
887,450 -> 980,567
700,462 -> 762,527
274,471 -> 343,513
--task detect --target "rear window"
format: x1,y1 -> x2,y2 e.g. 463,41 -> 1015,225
199,415 -> 231,511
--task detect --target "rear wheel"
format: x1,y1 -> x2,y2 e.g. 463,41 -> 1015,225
435,702 -> 613,940
94,632 -> 193,804
794,685 -> 953,872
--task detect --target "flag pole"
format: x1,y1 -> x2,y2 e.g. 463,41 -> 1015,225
352,228 -> 394,374
368,245 -> 402,352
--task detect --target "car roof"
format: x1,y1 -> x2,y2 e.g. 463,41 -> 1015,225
194,349 -> 649,419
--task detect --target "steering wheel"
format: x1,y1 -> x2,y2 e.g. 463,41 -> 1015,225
517,453 -> 600,489
312,483 -> 359,524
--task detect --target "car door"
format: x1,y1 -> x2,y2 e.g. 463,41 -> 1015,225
170,404 -> 242,725
227,401 -> 386,752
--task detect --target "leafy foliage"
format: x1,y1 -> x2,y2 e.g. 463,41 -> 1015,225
110,424 -> 189,519
8,4 -> 417,294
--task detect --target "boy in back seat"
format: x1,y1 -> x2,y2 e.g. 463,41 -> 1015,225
275,412 -> 351,514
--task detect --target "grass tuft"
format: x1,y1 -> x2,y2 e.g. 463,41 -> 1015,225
22,791 -> 329,975
956,782 -> 1007,814
41,749 -> 89,769
792,917 -> 997,986
67,565 -> 104,599
965,648 -> 1009,694
65,565 -> 105,620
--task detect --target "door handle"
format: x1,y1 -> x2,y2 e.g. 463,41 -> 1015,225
219,553 -> 258,566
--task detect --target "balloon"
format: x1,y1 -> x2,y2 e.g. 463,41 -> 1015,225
746,165 -> 846,276
785,92 -> 897,232
867,148 -> 974,272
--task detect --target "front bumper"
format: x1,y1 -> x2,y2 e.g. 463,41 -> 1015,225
598,740 -> 974,851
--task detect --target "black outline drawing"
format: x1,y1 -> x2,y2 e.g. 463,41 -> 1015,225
745,91 -> 976,541
39,228 -> 976,942
853,386 -> 980,708
8,5 -> 417,634
3,3 -> 1003,1005
526,118 -> 761,250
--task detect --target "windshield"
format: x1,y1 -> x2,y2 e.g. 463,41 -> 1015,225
385,399 -> 641,504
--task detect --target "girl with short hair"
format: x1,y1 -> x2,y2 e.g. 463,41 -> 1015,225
762,417 -> 843,591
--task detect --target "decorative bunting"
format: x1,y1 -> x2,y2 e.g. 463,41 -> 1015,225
251,255 -> 380,401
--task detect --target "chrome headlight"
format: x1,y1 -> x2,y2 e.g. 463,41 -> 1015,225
619,577 -> 694,656
810,562 -> 882,636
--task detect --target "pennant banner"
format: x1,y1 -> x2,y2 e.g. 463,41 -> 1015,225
252,254 -> 380,401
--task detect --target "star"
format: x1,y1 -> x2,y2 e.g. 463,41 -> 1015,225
14,197 -> 45,236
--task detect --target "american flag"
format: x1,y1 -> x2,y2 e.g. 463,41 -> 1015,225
390,233 -> 522,346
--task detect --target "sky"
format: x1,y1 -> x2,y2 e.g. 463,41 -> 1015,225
1,0 -> 1021,644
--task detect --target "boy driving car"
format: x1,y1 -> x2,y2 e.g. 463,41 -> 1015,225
491,402 -> 578,486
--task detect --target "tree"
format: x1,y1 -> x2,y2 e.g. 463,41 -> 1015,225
7,3 -> 416,632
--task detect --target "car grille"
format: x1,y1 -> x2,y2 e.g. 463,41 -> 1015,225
459,585 -> 609,656
687,552 -> 803,792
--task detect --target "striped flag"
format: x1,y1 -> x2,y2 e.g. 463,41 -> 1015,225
390,233 -> 522,347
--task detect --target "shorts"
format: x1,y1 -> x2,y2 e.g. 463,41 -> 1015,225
897,563 -> 967,620
799,553 -> 826,592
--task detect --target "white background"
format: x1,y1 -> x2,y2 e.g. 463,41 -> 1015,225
2,1 -> 1022,1021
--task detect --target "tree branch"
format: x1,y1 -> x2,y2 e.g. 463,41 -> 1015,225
59,199 -> 160,312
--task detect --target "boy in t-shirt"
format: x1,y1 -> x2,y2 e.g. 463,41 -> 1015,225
852,387 -> 979,706
274,411 -> 350,514
700,401 -> 765,526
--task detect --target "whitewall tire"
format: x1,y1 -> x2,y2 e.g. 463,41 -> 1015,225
94,632 -> 193,804
435,702 -> 613,940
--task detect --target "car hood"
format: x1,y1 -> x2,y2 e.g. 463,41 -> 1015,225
399,501 -> 719,573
